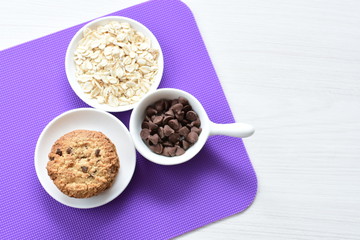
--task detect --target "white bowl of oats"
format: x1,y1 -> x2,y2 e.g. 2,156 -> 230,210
65,16 -> 163,112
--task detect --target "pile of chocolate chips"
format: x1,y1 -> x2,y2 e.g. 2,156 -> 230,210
140,97 -> 202,156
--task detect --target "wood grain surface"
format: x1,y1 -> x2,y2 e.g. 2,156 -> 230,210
1,0 -> 359,239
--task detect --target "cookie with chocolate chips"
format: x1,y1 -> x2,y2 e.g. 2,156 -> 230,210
46,130 -> 119,198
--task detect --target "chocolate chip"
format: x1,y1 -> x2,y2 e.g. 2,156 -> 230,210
175,112 -> 184,121
142,121 -> 150,129
171,103 -> 183,114
168,119 -> 180,130
186,131 -> 198,144
169,133 -> 180,144
169,147 -> 177,156
66,148 -> 72,154
186,111 -> 197,121
95,149 -> 101,157
56,149 -> 62,156
183,105 -> 192,112
140,128 -> 151,140
178,97 -> 188,105
154,99 -> 165,112
111,165 -> 117,173
164,125 -> 174,137
192,117 -> 201,127
182,140 -> 191,150
146,107 -> 157,117
150,144 -> 163,154
163,147 -> 177,157
165,109 -> 174,117
162,147 -> 171,156
179,126 -> 190,136
152,115 -> 163,125
49,156 -> 54,161
191,127 -> 202,135
175,147 -> 185,156
149,134 -> 160,145
158,127 -> 165,139
81,166 -> 88,173
163,115 -> 173,125
148,121 -> 158,132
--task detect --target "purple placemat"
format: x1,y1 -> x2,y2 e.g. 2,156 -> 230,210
0,0 -> 257,238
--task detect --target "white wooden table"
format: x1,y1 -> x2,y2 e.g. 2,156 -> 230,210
1,0 -> 359,239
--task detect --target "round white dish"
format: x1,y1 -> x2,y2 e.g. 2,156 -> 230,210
65,16 -> 164,112
129,88 -> 254,165
34,108 -> 136,208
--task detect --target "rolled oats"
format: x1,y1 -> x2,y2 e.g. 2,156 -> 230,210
74,21 -> 159,107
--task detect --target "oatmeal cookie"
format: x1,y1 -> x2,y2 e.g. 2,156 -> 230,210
46,130 -> 119,198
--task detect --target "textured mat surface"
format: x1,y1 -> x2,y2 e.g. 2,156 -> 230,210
0,0 -> 257,238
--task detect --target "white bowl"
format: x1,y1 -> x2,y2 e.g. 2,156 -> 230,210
129,88 -> 255,165
65,16 -> 164,112
34,108 -> 136,208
